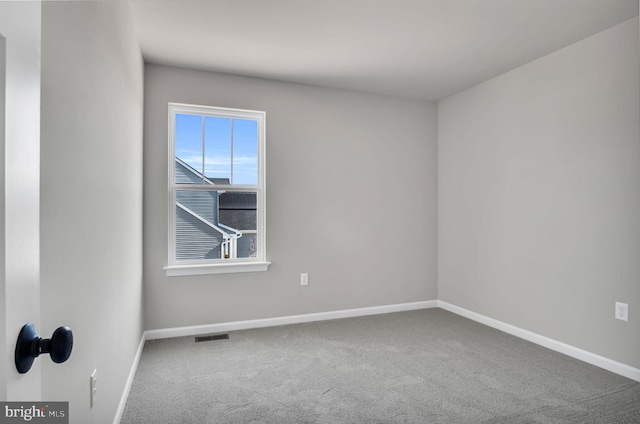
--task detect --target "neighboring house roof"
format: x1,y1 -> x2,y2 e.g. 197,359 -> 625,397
209,177 -> 230,185
219,192 -> 257,230
219,192 -> 256,210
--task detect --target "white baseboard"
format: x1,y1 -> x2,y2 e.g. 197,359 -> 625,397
437,300 -> 640,382
144,300 -> 438,341
113,334 -> 146,424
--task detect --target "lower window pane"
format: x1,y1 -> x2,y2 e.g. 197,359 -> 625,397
175,189 -> 257,261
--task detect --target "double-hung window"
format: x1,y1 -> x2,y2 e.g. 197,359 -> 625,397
165,103 -> 269,276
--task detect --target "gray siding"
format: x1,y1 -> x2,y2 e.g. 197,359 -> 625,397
176,206 -> 222,260
176,160 -> 204,184
175,161 -> 224,260
176,190 -> 218,225
175,160 -> 219,225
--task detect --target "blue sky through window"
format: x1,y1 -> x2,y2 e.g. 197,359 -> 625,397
175,113 -> 258,185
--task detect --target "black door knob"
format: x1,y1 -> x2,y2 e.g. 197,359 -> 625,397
15,323 -> 73,374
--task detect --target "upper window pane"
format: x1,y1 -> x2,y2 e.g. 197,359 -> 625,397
232,119 -> 258,185
204,116 -> 232,183
175,113 -> 258,186
175,114 -> 204,182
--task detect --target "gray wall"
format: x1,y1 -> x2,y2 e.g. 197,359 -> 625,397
40,1 -> 144,423
438,18 -> 640,368
144,64 -> 438,330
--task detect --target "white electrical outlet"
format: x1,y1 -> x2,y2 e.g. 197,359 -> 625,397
300,273 -> 308,286
615,302 -> 628,322
90,369 -> 97,408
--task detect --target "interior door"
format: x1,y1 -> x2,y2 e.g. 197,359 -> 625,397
0,1 -> 42,401
0,25 -> 6,403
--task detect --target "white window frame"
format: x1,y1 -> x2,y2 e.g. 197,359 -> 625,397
164,103 -> 270,276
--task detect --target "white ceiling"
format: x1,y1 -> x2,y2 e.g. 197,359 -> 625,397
128,0 -> 638,101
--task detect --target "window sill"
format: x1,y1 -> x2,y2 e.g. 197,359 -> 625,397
164,261 -> 271,277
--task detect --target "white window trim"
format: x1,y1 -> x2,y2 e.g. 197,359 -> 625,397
165,103 -> 270,276
164,261 -> 271,277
